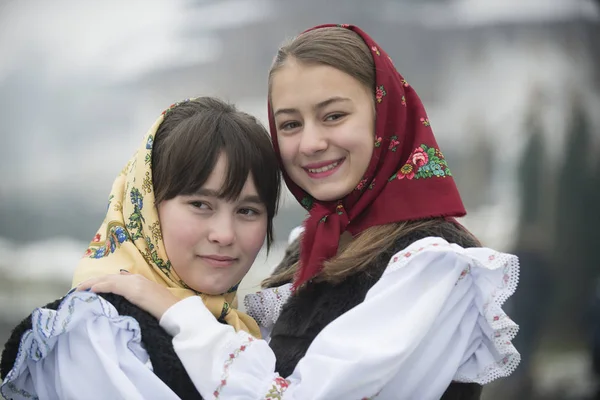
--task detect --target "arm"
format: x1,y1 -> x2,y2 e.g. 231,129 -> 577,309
1,292 -> 180,400
160,237 -> 520,399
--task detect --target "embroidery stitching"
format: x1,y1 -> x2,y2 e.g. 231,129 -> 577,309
375,85 -> 387,103
356,178 -> 368,191
84,223 -> 129,258
388,144 -> 452,181
388,135 -> 400,152
300,195 -> 314,211
213,336 -> 255,398
127,187 -> 145,240
264,376 -> 290,399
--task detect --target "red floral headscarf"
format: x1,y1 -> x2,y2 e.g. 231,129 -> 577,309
268,24 -> 466,290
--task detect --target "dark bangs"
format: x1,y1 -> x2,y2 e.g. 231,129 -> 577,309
152,97 -> 281,249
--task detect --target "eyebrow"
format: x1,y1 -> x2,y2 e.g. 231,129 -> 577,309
194,188 -> 264,205
273,96 -> 352,118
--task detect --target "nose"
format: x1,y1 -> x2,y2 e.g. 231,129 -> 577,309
207,214 -> 235,246
298,123 -> 327,156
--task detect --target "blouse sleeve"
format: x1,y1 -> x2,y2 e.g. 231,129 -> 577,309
159,237 -> 520,400
1,292 -> 180,400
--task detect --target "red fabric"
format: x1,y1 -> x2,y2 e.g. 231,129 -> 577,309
268,24 -> 466,290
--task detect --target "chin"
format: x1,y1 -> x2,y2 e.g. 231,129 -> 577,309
186,282 -> 229,296
309,185 -> 353,202
312,192 -> 341,202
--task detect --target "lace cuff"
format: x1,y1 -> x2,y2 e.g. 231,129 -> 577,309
455,249 -> 521,384
244,283 -> 292,332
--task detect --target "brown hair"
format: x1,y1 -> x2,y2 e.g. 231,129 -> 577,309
264,27 -> 479,287
263,218 -> 482,288
152,97 -> 281,250
268,27 -> 375,96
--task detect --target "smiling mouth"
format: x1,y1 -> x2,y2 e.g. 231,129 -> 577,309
304,158 -> 345,174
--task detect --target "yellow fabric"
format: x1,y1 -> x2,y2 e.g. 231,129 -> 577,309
72,102 -> 261,338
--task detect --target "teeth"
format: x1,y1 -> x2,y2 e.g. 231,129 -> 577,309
308,161 -> 339,174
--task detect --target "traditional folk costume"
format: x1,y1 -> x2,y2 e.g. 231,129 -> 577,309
1,101 -> 258,400
142,25 -> 521,399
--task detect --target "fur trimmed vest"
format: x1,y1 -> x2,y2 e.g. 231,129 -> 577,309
0,293 -> 203,400
268,223 -> 483,400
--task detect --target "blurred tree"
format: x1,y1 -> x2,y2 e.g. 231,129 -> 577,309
552,99 -> 597,343
505,110 -> 553,399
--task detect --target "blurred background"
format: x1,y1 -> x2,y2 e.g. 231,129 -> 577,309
1,0 -> 599,398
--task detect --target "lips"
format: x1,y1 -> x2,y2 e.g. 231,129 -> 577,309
302,158 -> 345,179
303,158 -> 344,173
203,255 -> 235,261
199,255 -> 237,267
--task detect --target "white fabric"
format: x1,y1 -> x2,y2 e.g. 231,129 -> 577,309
244,283 -> 292,342
287,226 -> 304,245
159,236 -> 520,400
0,292 -> 180,400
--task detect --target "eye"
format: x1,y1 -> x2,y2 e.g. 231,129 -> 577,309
238,207 -> 261,217
190,201 -> 210,210
280,121 -> 301,131
325,113 -> 346,122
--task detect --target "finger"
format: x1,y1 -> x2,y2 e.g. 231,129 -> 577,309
88,281 -> 119,295
76,277 -> 103,291
76,274 -> 121,291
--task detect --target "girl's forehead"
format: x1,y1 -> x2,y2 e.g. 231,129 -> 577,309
271,63 -> 368,109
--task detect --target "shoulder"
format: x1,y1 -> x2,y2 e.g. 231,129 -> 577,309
379,236 -> 521,384
1,293 -> 158,378
384,236 -> 518,282
1,292 -> 200,399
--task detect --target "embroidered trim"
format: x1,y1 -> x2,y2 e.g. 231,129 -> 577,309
264,376 -> 290,399
213,335 -> 255,398
385,238 -> 521,385
0,293 -> 142,400
245,284 -> 293,334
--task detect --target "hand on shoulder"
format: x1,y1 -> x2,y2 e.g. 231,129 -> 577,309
76,271 -> 179,320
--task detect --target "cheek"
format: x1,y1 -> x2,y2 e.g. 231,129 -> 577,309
162,215 -> 201,256
277,137 -> 297,167
239,220 -> 268,256
354,122 -> 375,158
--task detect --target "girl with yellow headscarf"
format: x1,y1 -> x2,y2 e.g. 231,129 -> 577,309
0,97 -> 281,400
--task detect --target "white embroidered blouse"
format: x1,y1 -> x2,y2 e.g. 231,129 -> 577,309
1,237 -> 520,400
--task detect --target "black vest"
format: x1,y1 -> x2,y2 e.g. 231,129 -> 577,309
268,226 -> 483,400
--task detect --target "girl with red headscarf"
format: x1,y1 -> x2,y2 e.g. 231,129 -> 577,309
75,24 -> 521,399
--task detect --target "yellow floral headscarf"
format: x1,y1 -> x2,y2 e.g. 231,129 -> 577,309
72,99 -> 261,338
